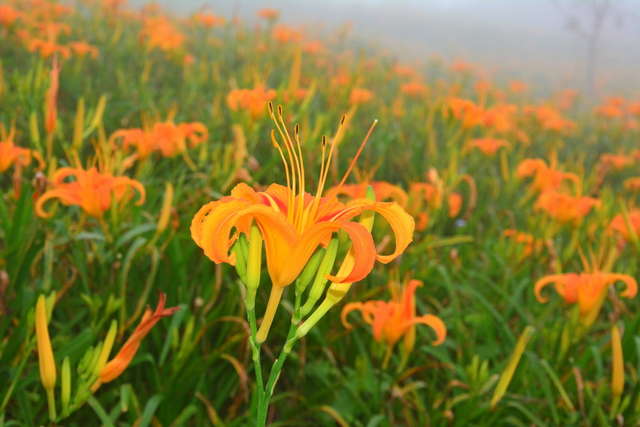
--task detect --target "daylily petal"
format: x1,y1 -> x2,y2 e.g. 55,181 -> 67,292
409,314 -> 447,345
607,274 -> 638,299
339,200 -> 415,264
534,274 -> 565,303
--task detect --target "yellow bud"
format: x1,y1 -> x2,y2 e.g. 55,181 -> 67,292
35,295 -> 56,391
611,325 -> 624,397
94,320 -> 118,376
72,97 -> 85,149
157,182 -> 174,233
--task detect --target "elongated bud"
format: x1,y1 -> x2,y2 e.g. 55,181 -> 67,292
246,225 -> 263,310
295,247 -> 325,297
93,320 -> 118,376
29,111 -> 40,147
297,188 -> 377,338
72,97 -> 85,149
157,182 -> 174,233
232,235 -> 249,283
35,295 -> 56,391
61,357 -> 71,413
490,326 -> 535,409
300,239 -> 339,317
611,325 -> 624,398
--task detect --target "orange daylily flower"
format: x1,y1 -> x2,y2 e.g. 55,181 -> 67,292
140,16 -> 184,52
393,64 -> 418,79
400,82 -> 428,97
0,131 -> 41,172
509,81 -> 528,94
534,272 -> 636,326
609,210 -> 640,241
68,41 -> 98,58
624,177 -> 640,191
503,229 -> 541,257
192,12 -> 225,28
599,153 -> 635,171
596,97 -> 626,118
227,87 -> 277,118
467,138 -> 509,156
272,25 -> 302,44
349,88 -> 374,105
191,106 -> 414,341
0,5 -> 21,26
524,105 -> 575,132
98,294 -> 179,384
26,38 -> 71,59
534,191 -> 599,224
446,97 -> 485,128
342,279 -> 446,356
111,121 -> 208,158
35,167 -> 145,218
516,158 -> 579,193
257,8 -> 279,20
302,41 -> 325,55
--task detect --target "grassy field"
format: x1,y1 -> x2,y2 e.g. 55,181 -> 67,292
1,1 -> 640,425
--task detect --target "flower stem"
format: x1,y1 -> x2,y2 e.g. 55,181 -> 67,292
256,322 -> 298,426
247,307 -> 265,423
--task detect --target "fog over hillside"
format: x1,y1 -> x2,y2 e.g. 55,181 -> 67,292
132,0 -> 640,97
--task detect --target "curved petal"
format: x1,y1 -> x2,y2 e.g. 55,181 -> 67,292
409,314 -> 447,346
318,221 -> 376,284
341,302 -> 364,329
607,273 -> 637,299
35,189 -> 77,218
113,177 -> 146,206
51,167 -> 79,185
338,200 -> 415,264
402,279 -> 422,320
533,275 -> 564,303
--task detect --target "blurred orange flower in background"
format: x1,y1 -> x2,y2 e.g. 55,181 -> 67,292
535,271 -> 636,326
35,167 -> 145,218
534,191 -> 599,224
342,279 -> 446,358
227,87 -> 277,118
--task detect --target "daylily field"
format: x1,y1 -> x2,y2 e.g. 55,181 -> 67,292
1,1 -> 640,425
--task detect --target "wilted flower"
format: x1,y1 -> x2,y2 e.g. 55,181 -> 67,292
97,294 -> 179,384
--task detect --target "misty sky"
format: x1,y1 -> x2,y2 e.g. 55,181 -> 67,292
132,0 -> 640,96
